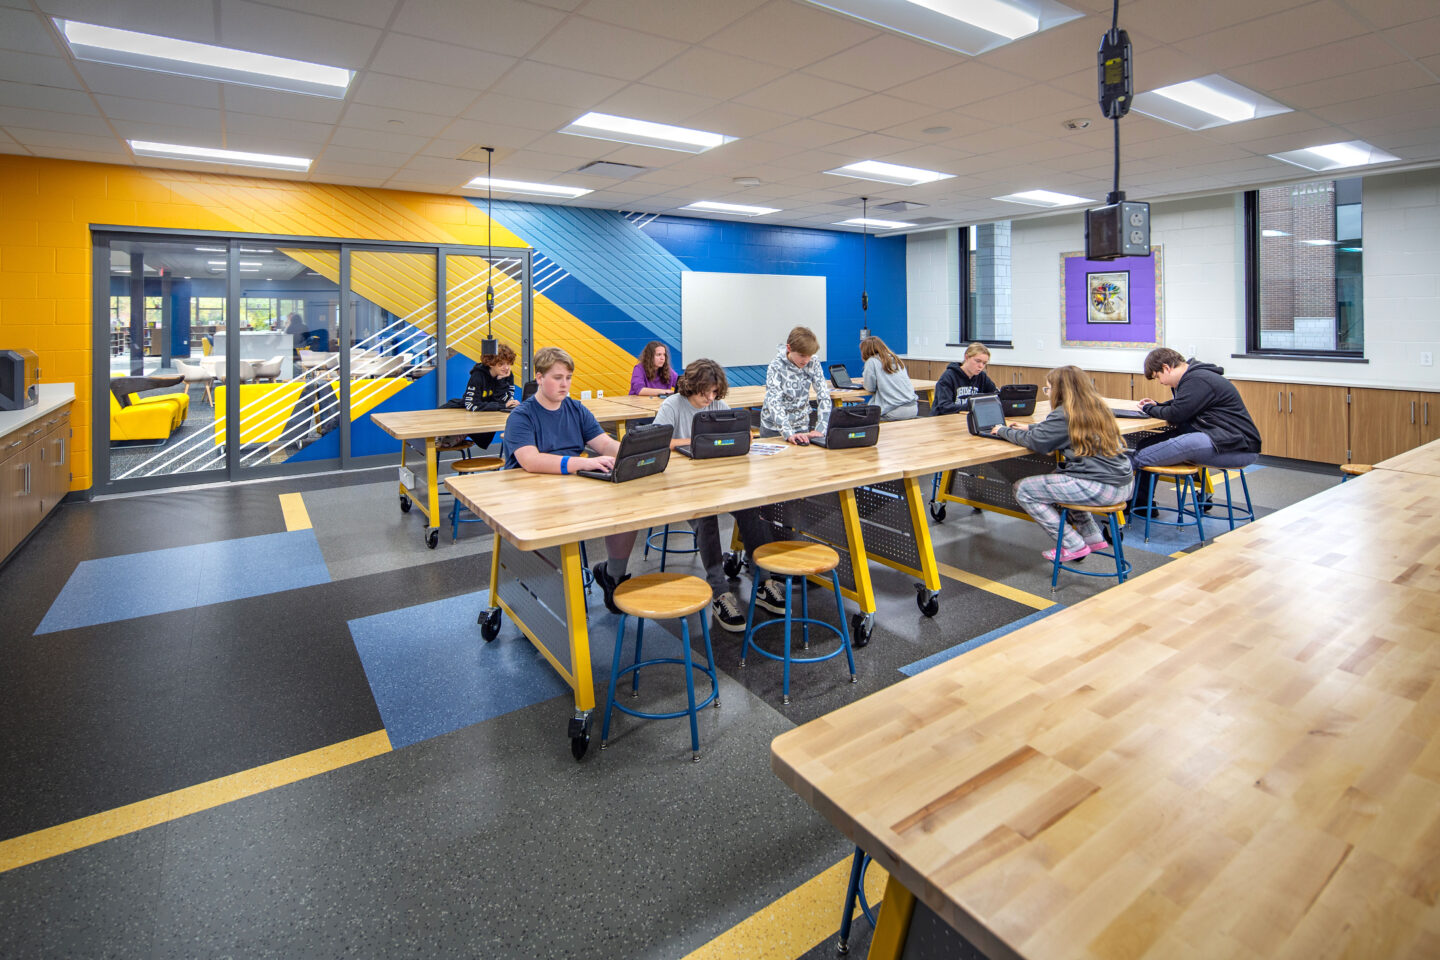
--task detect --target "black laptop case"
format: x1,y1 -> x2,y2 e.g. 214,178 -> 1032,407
998,383 -> 1038,417
576,422 -> 673,482
813,404 -> 880,448
679,409 -> 751,459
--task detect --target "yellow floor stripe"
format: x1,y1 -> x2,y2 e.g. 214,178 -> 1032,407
936,561 -> 1055,611
0,729 -> 391,874
1170,550 -> 1189,559
279,492 -> 312,531
681,854 -> 889,960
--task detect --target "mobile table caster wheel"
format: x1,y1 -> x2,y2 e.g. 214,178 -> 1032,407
399,494 -> 412,513
722,551 -> 744,579
929,501 -> 946,522
915,584 -> 940,618
850,612 -> 874,648
425,528 -> 439,549
479,607 -> 502,641
568,713 -> 592,761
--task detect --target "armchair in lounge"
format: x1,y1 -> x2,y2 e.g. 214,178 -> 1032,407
109,392 -> 177,442
124,389 -> 189,428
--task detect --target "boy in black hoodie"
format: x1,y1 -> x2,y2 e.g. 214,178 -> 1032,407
1133,347 -> 1261,472
453,342 -> 518,449
933,342 -> 999,415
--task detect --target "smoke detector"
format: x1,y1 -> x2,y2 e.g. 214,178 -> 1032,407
1062,118 -> 1092,130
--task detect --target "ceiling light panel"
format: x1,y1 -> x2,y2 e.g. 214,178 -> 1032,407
56,19 -> 353,98
1132,75 -> 1291,131
129,140 -> 311,171
559,112 -> 736,153
465,177 -> 592,199
794,0 -> 1082,57
835,217 -> 911,229
680,201 -> 780,217
993,189 -> 1092,207
825,160 -> 952,186
1268,140 -> 1400,172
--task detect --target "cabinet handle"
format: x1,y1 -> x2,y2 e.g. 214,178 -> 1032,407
23,462 -> 30,495
1411,400 -> 1416,424
1277,391 -> 1283,413
6,439 -> 20,449
1288,391 -> 1293,414
1426,401 -> 1431,427
59,437 -> 66,465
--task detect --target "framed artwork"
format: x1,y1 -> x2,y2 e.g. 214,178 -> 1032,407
1060,246 -> 1164,348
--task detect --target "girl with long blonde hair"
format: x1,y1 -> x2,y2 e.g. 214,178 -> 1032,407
989,365 -> 1133,562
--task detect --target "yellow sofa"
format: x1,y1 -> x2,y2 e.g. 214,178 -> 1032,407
109,391 -> 177,442
125,389 -> 190,428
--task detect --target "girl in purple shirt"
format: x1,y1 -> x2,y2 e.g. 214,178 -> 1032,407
629,341 -> 678,396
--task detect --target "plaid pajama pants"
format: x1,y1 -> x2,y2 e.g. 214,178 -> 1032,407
1013,472 -> 1134,552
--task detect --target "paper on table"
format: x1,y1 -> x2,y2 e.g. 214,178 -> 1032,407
750,443 -> 788,456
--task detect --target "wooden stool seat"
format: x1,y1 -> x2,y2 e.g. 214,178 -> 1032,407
752,541 -> 840,577
1340,463 -> 1372,476
453,456 -> 503,473
1141,463 -> 1201,477
613,573 -> 712,619
1057,501 -> 1126,515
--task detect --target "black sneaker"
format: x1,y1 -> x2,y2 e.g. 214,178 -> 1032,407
591,562 -> 629,615
754,579 -> 788,615
711,591 -> 746,633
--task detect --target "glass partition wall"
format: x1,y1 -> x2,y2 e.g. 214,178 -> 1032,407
93,232 -> 531,494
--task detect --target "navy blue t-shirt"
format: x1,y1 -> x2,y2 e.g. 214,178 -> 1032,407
501,396 -> 604,470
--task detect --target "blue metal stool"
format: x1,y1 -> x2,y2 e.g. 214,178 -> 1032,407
1134,464 -> 1206,545
601,573 -> 718,762
447,456 -> 503,541
643,523 -> 698,572
1051,502 -> 1131,592
1340,463 -> 1372,482
837,846 -> 879,954
1195,466 -> 1255,531
740,541 -> 857,705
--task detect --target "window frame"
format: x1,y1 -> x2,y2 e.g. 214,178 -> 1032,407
1243,182 -> 1365,360
956,224 -> 1013,349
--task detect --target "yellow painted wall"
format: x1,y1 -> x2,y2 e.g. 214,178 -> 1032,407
0,155 -> 638,491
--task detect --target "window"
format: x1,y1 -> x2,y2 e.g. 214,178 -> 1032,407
958,222 -> 1012,345
1245,178 -> 1363,355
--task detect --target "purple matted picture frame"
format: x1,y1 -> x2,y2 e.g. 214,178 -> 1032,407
1060,246 -> 1164,348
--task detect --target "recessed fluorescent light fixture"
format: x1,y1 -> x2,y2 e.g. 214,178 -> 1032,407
239,247 -> 273,253
794,0 -> 1082,56
1260,229 -> 1289,238
993,189 -> 1091,207
834,217 -> 911,230
463,176 -> 592,199
194,246 -> 226,252
560,112 -> 735,154
825,160 -> 952,186
1299,239 -> 1335,246
207,260 -> 264,267
1132,75 -> 1290,130
1269,140 -> 1400,172
679,201 -> 779,217
56,19 -> 352,98
128,140 -> 311,171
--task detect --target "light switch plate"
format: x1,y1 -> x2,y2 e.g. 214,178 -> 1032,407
1422,352 -> 1433,367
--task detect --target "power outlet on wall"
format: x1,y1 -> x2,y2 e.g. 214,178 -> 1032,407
1187,344 -> 1197,356
1035,338 -> 1043,350
1422,351 -> 1434,367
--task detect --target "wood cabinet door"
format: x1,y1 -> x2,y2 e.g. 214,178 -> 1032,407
0,440 -> 37,561
40,423 -> 70,513
1423,392 -> 1440,445
1349,388 -> 1422,464
1091,371 -> 1132,400
983,363 -> 1013,386
1285,384 -> 1349,464
1233,380 -> 1288,457
1014,365 -> 1051,387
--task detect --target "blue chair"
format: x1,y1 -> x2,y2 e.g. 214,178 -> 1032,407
836,846 -> 879,954
1051,502 -> 1131,592
1340,463 -> 1372,482
447,456 -> 503,540
1133,464 -> 1206,545
740,541 -> 856,705
1195,465 -> 1255,531
601,573 -> 718,762
643,523 -> 698,572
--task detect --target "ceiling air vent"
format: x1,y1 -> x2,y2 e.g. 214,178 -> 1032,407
572,160 -> 648,179
877,200 -> 927,212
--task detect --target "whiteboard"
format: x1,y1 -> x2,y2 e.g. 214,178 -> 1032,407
681,272 -> 826,367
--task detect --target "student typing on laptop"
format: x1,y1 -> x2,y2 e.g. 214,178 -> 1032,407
653,359 -> 786,632
933,342 -> 999,416
859,335 -> 917,421
500,345 -> 638,615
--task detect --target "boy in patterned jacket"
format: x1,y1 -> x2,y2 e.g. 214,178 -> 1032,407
760,326 -> 831,445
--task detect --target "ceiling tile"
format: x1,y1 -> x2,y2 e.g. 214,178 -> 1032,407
37,0 -> 216,43
391,0 -> 564,56
735,71 -> 868,116
222,86 -> 345,124
223,112 -> 335,145
0,103 -> 107,134
395,155 -> 479,181
0,124 -> 118,149
593,83 -> 720,125
1382,16 -> 1440,58
829,131 -> 919,159
754,117 -> 865,149
1311,83 -> 1440,124
880,110 -> 990,142
683,101 -> 792,138
327,125 -> 429,153
802,33 -> 961,93
1347,0 -> 1440,29
1225,35 -> 1406,93
884,61 -> 1029,111
478,147 -> 580,172
813,93 -> 932,131
258,0 -> 400,29
461,93 -> 577,132
702,0 -> 877,70
1273,61 -> 1435,109
1174,0 -> 1369,70
0,78 -> 96,115
1122,0 -> 1313,43
74,61 -> 222,108
339,103 -> 452,138
108,119 -> 228,145
527,17 -> 689,82
491,61 -> 628,110
0,52 -> 82,89
976,18 -> 1105,84
961,84 -> 1090,125
511,131 -> 611,159
217,0 -> 382,69
94,94 -> 221,130
434,117 -> 545,151
1198,110 -> 1336,145
575,0 -> 768,43
640,47 -> 787,102
369,33 -> 516,88
320,143 -> 416,166
352,73 -> 480,116
689,137 -> 796,167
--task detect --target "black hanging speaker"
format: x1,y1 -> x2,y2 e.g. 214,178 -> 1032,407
1086,201 -> 1150,260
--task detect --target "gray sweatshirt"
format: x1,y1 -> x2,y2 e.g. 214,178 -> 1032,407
761,345 -> 831,436
862,356 -> 918,420
993,407 -> 1133,486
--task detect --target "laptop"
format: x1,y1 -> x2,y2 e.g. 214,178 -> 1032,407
576,422 -> 673,482
998,383 -> 1038,417
810,404 -> 880,449
829,364 -> 855,389
1112,406 -> 1151,419
678,409 -> 751,459
967,394 -> 1007,436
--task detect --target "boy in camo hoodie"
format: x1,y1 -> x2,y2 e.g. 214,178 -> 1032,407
760,326 -> 831,445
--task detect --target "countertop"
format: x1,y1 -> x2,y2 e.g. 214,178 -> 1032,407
0,383 -> 75,439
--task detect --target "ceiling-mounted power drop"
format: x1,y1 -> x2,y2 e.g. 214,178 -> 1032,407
1087,0 -> 1150,261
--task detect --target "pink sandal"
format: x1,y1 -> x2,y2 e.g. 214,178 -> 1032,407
1043,543 -> 1091,562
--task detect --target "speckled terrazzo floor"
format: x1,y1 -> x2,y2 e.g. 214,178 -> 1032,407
0,456 -> 1337,958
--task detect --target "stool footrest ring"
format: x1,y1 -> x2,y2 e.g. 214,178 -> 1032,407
743,617 -> 851,665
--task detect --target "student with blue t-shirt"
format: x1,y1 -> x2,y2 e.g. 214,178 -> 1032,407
502,346 -> 636,614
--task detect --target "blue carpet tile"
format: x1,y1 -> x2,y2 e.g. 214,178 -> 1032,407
35,530 -> 331,635
899,605 -> 1066,677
